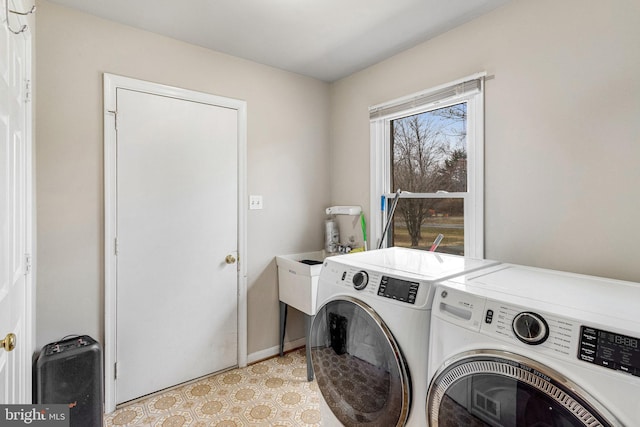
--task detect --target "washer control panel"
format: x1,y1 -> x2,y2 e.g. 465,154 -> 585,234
434,286 -> 640,379
434,287 -> 575,357
579,326 -> 640,378
482,299 -> 575,356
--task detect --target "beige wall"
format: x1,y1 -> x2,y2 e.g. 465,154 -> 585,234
329,0 -> 640,282
35,0 -> 640,356
35,0 -> 330,352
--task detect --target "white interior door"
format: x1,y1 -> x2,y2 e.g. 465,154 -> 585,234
0,0 -> 33,404
115,88 -> 238,404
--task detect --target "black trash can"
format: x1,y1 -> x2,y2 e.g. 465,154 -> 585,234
35,335 -> 103,427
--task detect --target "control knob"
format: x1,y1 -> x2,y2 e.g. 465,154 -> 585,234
512,312 -> 549,345
353,271 -> 369,290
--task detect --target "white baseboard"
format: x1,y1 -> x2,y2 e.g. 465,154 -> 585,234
247,338 -> 306,364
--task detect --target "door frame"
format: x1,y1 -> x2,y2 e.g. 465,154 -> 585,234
103,73 -> 248,413
1,0 -> 35,401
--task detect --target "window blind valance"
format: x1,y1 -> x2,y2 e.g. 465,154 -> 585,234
369,74 -> 484,120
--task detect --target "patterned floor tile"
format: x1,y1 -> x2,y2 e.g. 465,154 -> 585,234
105,349 -> 320,426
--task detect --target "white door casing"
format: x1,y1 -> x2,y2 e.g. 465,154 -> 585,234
0,0 -> 34,404
104,74 -> 247,412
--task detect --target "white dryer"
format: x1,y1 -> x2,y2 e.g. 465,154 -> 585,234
310,247 -> 498,426
427,264 -> 640,426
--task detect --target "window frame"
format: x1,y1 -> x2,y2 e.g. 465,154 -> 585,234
369,73 -> 485,257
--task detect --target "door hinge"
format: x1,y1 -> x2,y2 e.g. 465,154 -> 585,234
114,238 -> 119,256
107,110 -> 118,130
25,79 -> 31,103
24,253 -> 32,275
114,362 -> 118,380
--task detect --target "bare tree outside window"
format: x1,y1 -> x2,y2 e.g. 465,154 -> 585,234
390,102 -> 467,254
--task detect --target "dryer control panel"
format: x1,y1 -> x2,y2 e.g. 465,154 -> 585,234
377,275 -> 420,304
334,266 -> 429,307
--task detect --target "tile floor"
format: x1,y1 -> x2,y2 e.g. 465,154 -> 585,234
104,348 -> 321,426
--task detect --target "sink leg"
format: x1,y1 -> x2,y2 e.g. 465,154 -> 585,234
279,302 -> 287,357
305,314 -> 314,381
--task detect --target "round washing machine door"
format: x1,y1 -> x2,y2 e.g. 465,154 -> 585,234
310,297 -> 411,427
426,350 -> 621,427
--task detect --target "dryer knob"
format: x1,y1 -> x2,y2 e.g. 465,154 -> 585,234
353,271 -> 369,290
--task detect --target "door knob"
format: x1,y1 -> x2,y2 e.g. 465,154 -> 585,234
1,333 -> 16,352
225,255 -> 236,264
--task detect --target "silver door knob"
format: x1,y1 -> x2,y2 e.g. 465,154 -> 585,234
225,255 -> 236,264
1,333 -> 16,352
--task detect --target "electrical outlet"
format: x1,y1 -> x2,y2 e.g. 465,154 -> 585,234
249,195 -> 263,210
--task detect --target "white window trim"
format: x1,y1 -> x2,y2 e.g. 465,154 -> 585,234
369,73 -> 485,257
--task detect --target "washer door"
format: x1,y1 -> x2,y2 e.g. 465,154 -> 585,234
427,350 -> 621,427
310,297 -> 411,427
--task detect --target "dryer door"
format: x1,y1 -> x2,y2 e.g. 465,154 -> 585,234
427,350 -> 621,427
310,297 -> 411,427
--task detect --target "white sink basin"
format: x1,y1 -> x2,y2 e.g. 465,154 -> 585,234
276,251 -> 325,315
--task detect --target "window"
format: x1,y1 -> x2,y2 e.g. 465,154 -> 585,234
370,74 -> 485,257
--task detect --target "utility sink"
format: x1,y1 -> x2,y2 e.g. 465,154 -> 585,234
275,251 -> 325,316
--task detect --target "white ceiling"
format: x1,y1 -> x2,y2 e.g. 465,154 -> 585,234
47,0 -> 512,82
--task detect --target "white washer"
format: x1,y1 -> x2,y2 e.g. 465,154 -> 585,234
427,263 -> 640,426
310,247 -> 499,426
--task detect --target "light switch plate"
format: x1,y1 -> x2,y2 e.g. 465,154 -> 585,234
249,195 -> 263,210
